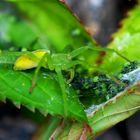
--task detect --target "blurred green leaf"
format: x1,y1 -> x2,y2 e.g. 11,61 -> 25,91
15,0 -> 97,52
100,6 -> 140,73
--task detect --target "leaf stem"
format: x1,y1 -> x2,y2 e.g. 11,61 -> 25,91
35,115 -> 61,140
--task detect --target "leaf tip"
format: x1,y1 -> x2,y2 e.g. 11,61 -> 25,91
39,108 -> 48,117
26,104 -> 36,113
13,101 -> 21,109
0,97 -> 6,103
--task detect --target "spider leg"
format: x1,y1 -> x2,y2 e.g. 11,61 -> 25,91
46,53 -> 54,70
69,46 -> 131,62
65,60 -> 84,83
29,53 -> 48,93
85,63 -> 127,87
55,67 -> 68,117
68,60 -> 84,67
67,69 -> 75,84
69,46 -> 128,87
69,47 -> 90,58
69,60 -> 126,87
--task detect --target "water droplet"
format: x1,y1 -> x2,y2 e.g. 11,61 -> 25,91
42,72 -> 48,79
21,47 -> 27,52
50,97 -> 54,101
89,0 -> 104,7
15,88 -> 21,93
22,83 -> 25,86
71,28 -> 81,36
9,47 -> 15,51
47,100 -> 51,105
85,104 -> 102,115
43,76 -> 47,79
68,84 -> 72,87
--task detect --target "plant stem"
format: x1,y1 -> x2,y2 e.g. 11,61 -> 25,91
35,115 -> 62,140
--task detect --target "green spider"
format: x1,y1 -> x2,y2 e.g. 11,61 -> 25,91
12,46 -> 131,117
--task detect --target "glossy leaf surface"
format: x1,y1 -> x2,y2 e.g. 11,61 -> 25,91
0,0 -> 101,121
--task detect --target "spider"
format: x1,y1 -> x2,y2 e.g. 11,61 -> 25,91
13,45 -> 131,117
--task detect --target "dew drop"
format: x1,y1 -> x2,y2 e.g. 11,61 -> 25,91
50,97 -> 54,101
21,47 -> 27,52
89,0 -> 104,7
47,100 -> 51,105
71,28 -> 81,36
22,83 -> 25,86
42,72 -> 48,79
15,88 -> 22,93
9,47 -> 15,51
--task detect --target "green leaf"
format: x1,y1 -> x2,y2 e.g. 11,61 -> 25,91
0,66 -> 86,121
55,81 -> 140,139
88,82 -> 140,135
14,0 -> 96,52
100,6 -> 140,73
0,1 -> 99,121
56,122 -> 85,140
0,12 -> 45,50
13,0 -> 99,65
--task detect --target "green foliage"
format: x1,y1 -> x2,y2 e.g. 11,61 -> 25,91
87,5 -> 140,137
0,0 -> 98,121
0,66 -> 87,120
0,1 -> 140,139
100,5 -> 140,73
88,82 -> 140,136
54,5 -> 140,139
